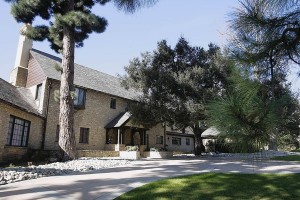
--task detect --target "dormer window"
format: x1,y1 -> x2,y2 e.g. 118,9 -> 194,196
110,98 -> 116,109
74,87 -> 86,109
35,84 -> 42,100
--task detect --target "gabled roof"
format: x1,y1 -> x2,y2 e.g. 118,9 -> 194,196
202,127 -> 220,138
0,78 -> 42,117
30,49 -> 139,100
166,131 -> 194,138
105,112 -> 132,128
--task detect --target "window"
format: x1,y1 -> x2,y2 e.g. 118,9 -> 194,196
74,87 -> 86,108
55,125 -> 60,142
156,135 -> 163,144
79,127 -> 89,143
110,98 -> 116,109
172,137 -> 181,145
186,138 -> 190,145
35,84 -> 42,100
6,115 -> 30,147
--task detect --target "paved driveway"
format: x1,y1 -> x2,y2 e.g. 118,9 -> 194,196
0,157 -> 300,200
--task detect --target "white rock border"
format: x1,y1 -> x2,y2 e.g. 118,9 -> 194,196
0,157 -> 132,185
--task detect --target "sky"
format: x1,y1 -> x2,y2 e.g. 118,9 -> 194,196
0,0 -> 299,93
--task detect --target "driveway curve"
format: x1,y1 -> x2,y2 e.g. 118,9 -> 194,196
0,157 -> 300,200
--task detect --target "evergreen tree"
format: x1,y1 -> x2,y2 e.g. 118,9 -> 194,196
122,37 -> 231,155
207,67 -> 300,152
230,0 -> 300,68
5,0 -> 157,160
229,0 -> 300,149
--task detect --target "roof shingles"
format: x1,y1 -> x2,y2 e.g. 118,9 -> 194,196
0,78 -> 42,117
30,49 -> 138,100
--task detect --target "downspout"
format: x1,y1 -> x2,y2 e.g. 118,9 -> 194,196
41,80 -> 52,150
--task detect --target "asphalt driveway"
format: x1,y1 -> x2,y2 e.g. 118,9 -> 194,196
1,157 -> 300,200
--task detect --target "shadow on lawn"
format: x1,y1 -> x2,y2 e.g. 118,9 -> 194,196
0,158 -> 300,200
116,173 -> 300,200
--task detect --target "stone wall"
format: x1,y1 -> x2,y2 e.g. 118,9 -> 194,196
147,124 -> 165,149
44,80 -> 131,151
0,102 -> 44,161
77,150 -> 119,157
2,146 -> 28,161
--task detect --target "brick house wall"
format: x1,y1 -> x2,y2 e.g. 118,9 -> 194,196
0,102 -> 44,161
43,80 -> 165,151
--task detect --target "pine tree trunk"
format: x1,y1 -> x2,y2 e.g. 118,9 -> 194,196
58,0 -> 77,160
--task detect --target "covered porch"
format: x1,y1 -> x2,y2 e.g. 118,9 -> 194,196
104,112 -> 148,151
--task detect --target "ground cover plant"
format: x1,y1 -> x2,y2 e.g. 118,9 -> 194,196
272,155 -> 300,162
116,173 -> 300,200
291,149 -> 300,153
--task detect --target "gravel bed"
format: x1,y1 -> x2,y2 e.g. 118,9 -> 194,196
0,157 -> 132,185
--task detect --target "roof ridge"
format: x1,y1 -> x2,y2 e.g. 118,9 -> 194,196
31,49 -> 120,80
31,49 -> 61,62
30,48 -> 138,100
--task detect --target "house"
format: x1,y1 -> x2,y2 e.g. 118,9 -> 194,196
0,26 -> 195,161
202,127 -> 220,152
165,127 -> 195,153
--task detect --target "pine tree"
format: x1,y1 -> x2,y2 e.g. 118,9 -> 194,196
230,0 -> 300,67
5,0 -> 157,160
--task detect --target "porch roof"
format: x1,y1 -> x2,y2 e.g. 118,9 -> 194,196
105,112 -> 132,128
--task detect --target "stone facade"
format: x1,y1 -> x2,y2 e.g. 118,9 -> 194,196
0,102 -> 44,161
77,150 -> 119,157
0,29 -> 182,161
43,80 -> 154,151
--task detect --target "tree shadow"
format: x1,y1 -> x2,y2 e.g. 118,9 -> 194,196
0,158 -> 300,200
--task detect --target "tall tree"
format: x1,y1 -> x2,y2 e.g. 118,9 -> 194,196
230,0 -> 300,68
5,0 -> 157,160
208,67 -> 300,152
229,0 -> 300,149
122,38 -> 231,155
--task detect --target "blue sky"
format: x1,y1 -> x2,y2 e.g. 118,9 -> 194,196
0,0 -> 299,93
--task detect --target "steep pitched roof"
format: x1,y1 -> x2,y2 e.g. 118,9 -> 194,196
30,49 -> 139,100
0,78 -> 42,117
202,127 -> 220,138
166,131 -> 194,138
105,112 -> 132,128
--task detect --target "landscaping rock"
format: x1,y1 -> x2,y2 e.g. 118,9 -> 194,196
0,157 -> 132,185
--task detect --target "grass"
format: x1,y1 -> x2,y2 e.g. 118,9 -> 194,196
291,149 -> 300,153
115,173 -> 300,200
272,155 -> 300,162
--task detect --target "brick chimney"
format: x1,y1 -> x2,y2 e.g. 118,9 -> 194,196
10,24 -> 33,87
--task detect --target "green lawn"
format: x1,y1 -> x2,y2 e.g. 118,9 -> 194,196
272,155 -> 300,162
291,149 -> 300,153
115,173 -> 300,200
